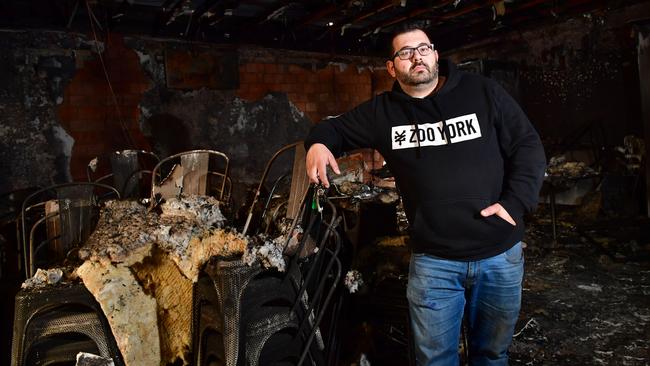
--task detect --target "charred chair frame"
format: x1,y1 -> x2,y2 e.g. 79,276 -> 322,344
150,149 -> 232,205
0,187 -> 40,282
86,150 -> 159,199
283,188 -> 343,366
193,188 -> 343,366
242,188 -> 342,366
13,182 -> 122,366
19,182 -> 120,279
192,140 -> 343,366
10,283 -> 124,366
242,141 -> 309,237
242,141 -> 342,365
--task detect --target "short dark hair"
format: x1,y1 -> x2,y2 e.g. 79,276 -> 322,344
386,24 -> 431,59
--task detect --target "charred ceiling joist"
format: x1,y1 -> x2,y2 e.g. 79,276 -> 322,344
1,0 -> 642,55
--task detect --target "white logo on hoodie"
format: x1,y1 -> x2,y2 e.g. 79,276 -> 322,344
391,113 -> 481,150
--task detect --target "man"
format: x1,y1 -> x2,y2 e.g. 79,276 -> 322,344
304,25 -> 546,365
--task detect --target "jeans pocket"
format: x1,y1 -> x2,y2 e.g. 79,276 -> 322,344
504,242 -> 524,264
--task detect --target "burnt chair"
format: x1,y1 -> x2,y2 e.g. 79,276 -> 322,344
0,187 -> 41,281
19,182 -> 119,278
193,139 -> 344,366
241,141 -> 310,237
87,149 -> 159,199
150,149 -> 232,210
193,190 -> 343,366
11,283 -> 124,366
0,187 -> 40,366
11,182 -> 123,366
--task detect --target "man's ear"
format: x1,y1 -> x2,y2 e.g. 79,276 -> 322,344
386,60 -> 396,78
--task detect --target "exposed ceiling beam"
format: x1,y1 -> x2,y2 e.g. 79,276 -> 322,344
434,0 -> 503,21
503,0 -> 610,29
431,0 -> 614,52
223,0 -> 292,36
359,0 -> 497,37
351,0 -> 396,24
294,3 -> 338,28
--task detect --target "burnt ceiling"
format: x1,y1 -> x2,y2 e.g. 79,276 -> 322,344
0,0 -> 646,56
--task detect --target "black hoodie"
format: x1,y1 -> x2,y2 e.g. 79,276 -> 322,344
305,59 -> 546,260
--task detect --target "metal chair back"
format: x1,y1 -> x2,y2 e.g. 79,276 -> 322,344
282,187 -> 343,366
19,182 -> 119,278
87,150 -> 159,198
242,141 -> 310,236
150,149 -> 231,203
0,187 -> 40,280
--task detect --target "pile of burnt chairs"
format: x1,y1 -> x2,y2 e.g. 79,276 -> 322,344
8,144 -> 347,366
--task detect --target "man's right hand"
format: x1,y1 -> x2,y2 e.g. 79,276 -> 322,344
306,143 -> 340,188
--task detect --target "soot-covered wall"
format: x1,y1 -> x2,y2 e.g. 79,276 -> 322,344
1,2 -> 647,203
445,4 -> 646,158
0,30 -> 391,199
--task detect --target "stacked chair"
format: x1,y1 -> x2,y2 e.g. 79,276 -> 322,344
0,187 -> 40,366
12,149 -> 161,365
194,191 -> 343,366
193,142 -> 345,366
11,182 -> 123,366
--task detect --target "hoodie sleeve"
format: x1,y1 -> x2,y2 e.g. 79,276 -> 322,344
304,98 -> 378,157
491,81 -> 547,219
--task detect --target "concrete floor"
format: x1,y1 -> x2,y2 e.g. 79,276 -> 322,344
511,210 -> 650,365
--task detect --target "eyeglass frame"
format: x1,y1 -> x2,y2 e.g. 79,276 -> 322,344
391,43 -> 435,60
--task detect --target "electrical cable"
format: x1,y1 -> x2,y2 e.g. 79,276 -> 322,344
84,0 -> 136,149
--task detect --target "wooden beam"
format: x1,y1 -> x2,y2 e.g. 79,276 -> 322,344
181,152 -> 209,196
286,144 -> 308,221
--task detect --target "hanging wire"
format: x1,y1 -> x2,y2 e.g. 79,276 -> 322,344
84,0 -> 136,149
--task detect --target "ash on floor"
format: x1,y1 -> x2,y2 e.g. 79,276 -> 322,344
511,208 -> 650,365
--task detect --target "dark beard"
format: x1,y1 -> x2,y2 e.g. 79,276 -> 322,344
400,61 -> 438,86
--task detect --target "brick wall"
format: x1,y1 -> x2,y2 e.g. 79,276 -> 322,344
57,35 -> 150,180
56,34 -> 393,181
237,61 -> 393,123
237,60 -> 393,172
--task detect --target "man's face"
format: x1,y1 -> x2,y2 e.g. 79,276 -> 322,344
386,30 -> 438,87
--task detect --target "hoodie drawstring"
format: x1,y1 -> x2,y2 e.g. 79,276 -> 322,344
431,98 -> 451,144
407,103 -> 422,158
406,99 -> 450,159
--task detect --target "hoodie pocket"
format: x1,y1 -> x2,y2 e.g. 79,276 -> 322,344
413,198 -> 515,244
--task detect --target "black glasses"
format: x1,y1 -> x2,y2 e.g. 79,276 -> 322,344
392,43 -> 434,60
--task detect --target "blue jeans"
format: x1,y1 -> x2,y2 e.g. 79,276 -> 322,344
407,242 -> 524,366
